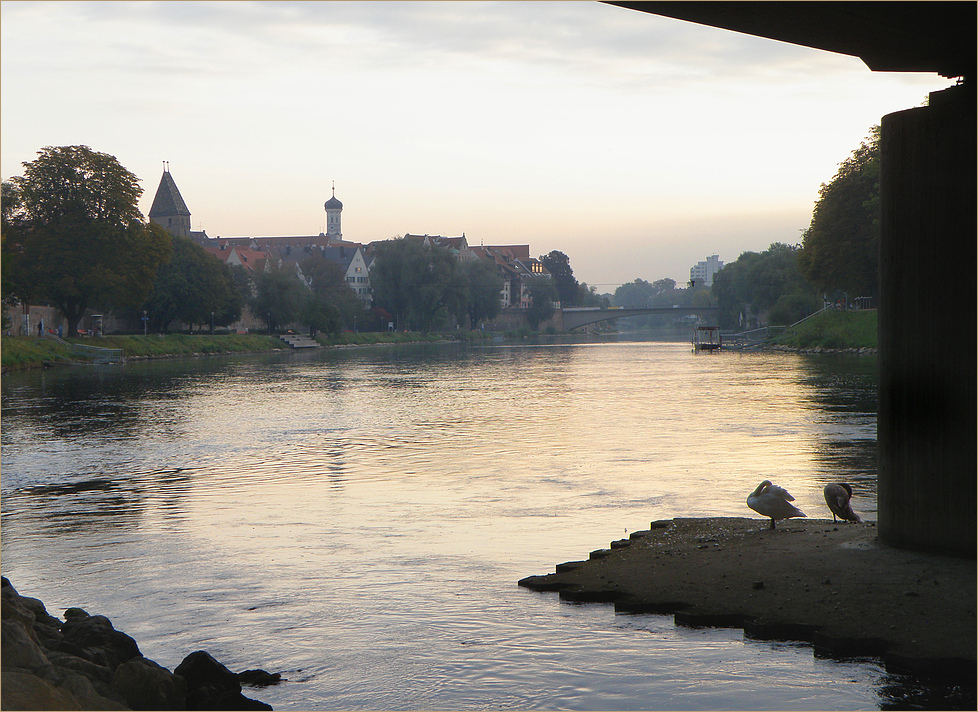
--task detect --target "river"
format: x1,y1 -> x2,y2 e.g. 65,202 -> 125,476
0,336 -> 921,710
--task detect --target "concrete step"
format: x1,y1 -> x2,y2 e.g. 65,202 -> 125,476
279,334 -> 320,349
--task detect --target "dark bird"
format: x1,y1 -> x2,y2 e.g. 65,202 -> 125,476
747,480 -> 806,529
823,483 -> 861,523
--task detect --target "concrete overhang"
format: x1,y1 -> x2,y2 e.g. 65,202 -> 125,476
606,1 -> 975,79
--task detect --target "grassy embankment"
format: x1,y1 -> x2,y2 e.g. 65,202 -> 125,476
776,308 -> 878,350
0,331 -> 471,372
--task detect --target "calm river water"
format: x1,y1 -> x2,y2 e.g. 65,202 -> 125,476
0,337 -> 923,710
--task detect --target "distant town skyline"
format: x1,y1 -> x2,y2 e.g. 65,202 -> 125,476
1,1 -> 951,289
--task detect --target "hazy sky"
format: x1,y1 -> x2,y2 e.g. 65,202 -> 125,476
1,1 -> 951,290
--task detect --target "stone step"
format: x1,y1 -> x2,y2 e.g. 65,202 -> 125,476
279,335 -> 320,349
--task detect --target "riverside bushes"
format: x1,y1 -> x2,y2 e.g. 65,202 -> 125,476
778,309 -> 877,350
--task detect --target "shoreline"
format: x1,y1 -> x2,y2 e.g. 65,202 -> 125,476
519,517 -> 975,683
1,577 -> 278,710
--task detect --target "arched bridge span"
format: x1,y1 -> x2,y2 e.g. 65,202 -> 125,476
562,306 -> 718,331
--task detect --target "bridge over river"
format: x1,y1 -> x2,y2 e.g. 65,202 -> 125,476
561,306 -> 718,331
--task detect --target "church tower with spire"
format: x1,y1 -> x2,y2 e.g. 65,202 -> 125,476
148,162 -> 192,239
324,182 -> 343,242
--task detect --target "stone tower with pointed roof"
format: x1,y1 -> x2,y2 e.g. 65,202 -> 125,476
148,163 -> 191,238
324,182 -> 343,242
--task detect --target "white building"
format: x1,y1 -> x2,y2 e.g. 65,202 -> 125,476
690,254 -> 723,287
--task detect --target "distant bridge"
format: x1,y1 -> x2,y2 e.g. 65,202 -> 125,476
561,306 -> 719,331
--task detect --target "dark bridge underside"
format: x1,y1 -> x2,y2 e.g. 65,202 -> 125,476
562,307 -> 717,331
606,1 -> 974,78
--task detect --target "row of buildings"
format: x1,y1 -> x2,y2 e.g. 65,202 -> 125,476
148,168 -> 552,332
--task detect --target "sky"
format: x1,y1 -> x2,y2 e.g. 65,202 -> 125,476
0,1 -> 952,291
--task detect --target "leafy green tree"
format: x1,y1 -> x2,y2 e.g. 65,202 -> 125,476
712,243 -> 816,329
540,250 -> 579,306
4,146 -> 172,335
299,251 -> 370,332
613,279 -> 655,307
370,238 -> 464,331
525,275 -> 557,330
1,181 -> 26,309
799,126 -> 880,297
577,282 -> 610,308
461,258 -> 504,329
138,231 -> 241,332
252,267 -> 306,332
613,278 -> 677,308
300,292 -> 341,336
223,264 -> 253,326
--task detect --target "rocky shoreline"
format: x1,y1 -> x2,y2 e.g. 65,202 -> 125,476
1,577 -> 279,710
766,344 -> 878,356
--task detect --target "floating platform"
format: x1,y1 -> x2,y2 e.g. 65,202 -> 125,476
692,325 -> 722,352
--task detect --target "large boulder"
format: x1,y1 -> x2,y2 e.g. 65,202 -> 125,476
112,656 -> 188,711
2,617 -> 53,672
1,670 -> 84,711
60,612 -> 141,669
175,651 -> 272,711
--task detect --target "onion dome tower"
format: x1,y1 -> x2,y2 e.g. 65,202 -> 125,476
324,182 -> 343,242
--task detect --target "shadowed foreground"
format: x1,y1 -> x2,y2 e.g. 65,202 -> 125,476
519,517 -> 975,681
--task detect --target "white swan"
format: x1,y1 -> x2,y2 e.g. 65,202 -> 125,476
747,480 -> 806,529
823,483 -> 861,523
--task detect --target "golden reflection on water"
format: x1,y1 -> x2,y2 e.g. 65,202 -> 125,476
0,340 -> 886,710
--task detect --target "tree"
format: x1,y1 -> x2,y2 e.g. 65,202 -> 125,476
612,278 -> 676,308
138,231 -> 241,332
1,181 -> 26,309
576,282 -> 609,308
539,250 -> 579,306
461,258 -> 504,329
4,146 -> 172,335
299,251 -> 369,332
370,238 -> 464,332
300,292 -> 341,336
712,243 -> 817,329
798,126 -> 880,297
524,275 -> 557,330
252,267 -> 306,332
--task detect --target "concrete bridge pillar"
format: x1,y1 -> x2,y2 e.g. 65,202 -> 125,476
878,82 -> 976,556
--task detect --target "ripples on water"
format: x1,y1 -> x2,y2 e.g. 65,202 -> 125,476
1,338 -> 946,710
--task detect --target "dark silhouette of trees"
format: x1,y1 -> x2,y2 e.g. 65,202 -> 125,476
712,243 -> 817,329
525,275 -> 557,329
799,126 -> 880,298
299,251 -> 369,333
3,145 -> 172,335
613,278 -> 677,308
461,258 -> 504,329
252,267 -> 306,333
370,238 -> 465,332
539,250 -> 579,306
138,231 -> 242,332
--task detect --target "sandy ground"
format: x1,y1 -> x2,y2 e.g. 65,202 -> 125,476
519,517 -> 975,680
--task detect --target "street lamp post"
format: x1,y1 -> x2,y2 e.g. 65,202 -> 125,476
142,310 -> 147,336
211,311 -> 215,335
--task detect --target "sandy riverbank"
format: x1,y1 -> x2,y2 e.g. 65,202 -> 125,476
519,517 -> 975,681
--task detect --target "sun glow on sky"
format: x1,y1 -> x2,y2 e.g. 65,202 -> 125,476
1,1 -> 951,289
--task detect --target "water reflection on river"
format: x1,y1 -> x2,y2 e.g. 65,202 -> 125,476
0,337 -> 915,710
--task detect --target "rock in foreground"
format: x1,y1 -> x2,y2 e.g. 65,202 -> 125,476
1,577 -> 277,710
